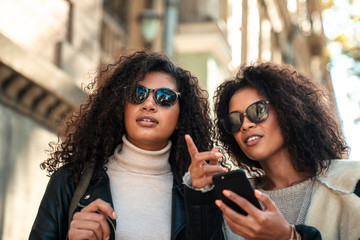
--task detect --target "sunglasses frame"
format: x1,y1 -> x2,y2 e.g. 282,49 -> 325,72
129,85 -> 181,107
221,100 -> 270,134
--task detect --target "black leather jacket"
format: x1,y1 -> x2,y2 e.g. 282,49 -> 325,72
29,164 -> 223,240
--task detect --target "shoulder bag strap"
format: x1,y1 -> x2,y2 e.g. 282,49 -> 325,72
68,161 -> 95,227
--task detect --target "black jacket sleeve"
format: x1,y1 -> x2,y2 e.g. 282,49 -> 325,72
295,224 -> 322,240
184,186 -> 224,240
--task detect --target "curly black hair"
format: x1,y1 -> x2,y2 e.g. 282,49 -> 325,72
41,50 -> 213,182
214,61 -> 348,177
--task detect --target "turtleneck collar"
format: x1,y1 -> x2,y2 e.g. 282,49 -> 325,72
112,135 -> 172,175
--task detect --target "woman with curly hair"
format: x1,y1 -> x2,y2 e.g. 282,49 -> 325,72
29,50 -> 222,240
186,61 -> 360,239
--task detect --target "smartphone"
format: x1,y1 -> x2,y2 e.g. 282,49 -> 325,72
212,169 -> 262,215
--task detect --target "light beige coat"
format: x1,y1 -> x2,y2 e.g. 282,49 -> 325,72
225,160 -> 360,240
306,160 -> 360,240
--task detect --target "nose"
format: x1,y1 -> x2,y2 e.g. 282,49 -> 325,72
241,115 -> 255,131
141,92 -> 157,112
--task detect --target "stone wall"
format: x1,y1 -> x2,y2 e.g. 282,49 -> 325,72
0,0 -> 101,238
0,106 -> 53,239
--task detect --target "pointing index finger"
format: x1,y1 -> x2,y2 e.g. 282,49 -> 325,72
185,134 -> 199,157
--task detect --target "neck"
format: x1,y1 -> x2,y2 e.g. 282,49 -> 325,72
259,153 -> 310,190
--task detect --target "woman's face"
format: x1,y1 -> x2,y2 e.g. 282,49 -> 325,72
124,71 -> 180,151
229,87 -> 286,163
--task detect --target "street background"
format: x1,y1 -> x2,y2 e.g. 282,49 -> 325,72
0,0 -> 359,238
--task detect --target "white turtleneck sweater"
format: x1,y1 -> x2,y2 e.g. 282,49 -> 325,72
106,135 -> 173,240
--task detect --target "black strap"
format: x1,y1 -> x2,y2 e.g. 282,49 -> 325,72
354,180 -> 360,198
68,161 -> 95,227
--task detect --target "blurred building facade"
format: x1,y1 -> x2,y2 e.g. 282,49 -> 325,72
0,0 -> 330,238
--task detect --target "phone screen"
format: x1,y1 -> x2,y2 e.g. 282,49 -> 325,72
212,169 -> 262,215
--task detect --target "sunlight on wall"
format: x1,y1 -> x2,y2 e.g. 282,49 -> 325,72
260,19 -> 272,61
0,0 -> 68,59
247,0 -> 259,62
1,108 -> 53,239
264,0 -> 283,33
229,0 -> 242,67
207,57 -> 224,107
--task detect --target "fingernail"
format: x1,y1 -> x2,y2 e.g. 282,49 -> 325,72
222,167 -> 228,172
112,211 -> 117,219
223,190 -> 230,197
254,189 -> 262,197
215,200 -> 222,207
215,153 -> 223,158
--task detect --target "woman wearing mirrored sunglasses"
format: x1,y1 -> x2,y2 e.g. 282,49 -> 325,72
185,61 -> 360,240
29,50 -> 222,240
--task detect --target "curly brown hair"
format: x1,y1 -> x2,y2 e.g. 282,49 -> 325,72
214,61 -> 348,177
41,50 -> 213,182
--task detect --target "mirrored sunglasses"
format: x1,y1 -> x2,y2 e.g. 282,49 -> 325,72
221,100 -> 270,134
129,85 -> 181,107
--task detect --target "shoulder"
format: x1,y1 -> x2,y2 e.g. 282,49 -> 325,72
309,160 -> 360,239
49,165 -> 75,181
317,159 -> 360,196
45,165 -> 77,195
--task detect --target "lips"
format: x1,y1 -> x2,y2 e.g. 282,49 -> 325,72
245,135 -> 262,144
136,115 -> 158,124
138,118 -> 155,122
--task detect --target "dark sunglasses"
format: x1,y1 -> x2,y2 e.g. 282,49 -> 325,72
221,100 -> 270,134
129,85 -> 181,107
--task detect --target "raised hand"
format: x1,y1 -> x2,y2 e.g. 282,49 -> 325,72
68,199 -> 117,240
185,134 -> 227,189
215,190 -> 292,240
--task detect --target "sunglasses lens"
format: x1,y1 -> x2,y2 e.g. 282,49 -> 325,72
155,89 -> 178,107
222,112 -> 242,134
247,101 -> 268,123
131,85 -> 148,103
129,85 -> 179,107
222,101 -> 269,134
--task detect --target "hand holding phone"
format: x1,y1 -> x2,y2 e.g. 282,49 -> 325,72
212,169 -> 262,215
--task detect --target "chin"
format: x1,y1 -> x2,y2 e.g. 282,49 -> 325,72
245,153 -> 265,162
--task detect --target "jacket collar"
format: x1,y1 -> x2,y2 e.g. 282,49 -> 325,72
317,159 -> 360,194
